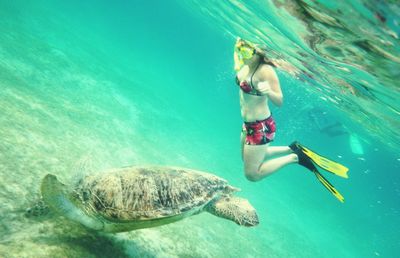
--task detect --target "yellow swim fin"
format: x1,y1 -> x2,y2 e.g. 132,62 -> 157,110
301,146 -> 349,178
289,141 -> 349,178
289,141 -> 347,202
313,169 -> 345,203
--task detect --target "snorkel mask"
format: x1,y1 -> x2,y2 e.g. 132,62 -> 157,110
234,38 -> 256,71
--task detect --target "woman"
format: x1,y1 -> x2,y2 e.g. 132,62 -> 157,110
234,38 -> 298,182
234,38 -> 348,202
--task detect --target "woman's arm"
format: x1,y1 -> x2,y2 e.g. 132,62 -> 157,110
257,68 -> 283,106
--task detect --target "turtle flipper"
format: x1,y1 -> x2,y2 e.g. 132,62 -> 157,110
205,195 -> 259,227
41,174 -> 103,231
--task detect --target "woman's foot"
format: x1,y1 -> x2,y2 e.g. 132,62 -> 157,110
289,141 -> 300,152
289,141 -> 316,172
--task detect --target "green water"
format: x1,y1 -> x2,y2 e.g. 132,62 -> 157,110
1,0 -> 399,257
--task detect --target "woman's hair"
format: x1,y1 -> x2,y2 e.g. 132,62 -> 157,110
235,37 -> 277,68
238,38 -> 300,74
255,48 -> 276,67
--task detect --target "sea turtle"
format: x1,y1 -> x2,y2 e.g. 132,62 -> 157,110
40,165 -> 259,232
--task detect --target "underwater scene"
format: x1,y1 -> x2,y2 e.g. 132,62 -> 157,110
1,0 -> 399,257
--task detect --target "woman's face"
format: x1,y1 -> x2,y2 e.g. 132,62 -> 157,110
235,40 -> 256,61
234,38 -> 260,71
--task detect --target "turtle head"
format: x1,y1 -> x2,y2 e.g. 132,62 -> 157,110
41,174 -> 104,231
206,195 -> 259,227
223,185 -> 241,194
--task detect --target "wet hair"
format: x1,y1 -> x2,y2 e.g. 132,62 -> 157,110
236,38 -> 276,67
255,48 -> 276,67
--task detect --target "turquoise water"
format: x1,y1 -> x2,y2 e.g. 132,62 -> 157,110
0,0 -> 399,257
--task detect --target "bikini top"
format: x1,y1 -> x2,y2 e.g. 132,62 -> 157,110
235,62 -> 262,96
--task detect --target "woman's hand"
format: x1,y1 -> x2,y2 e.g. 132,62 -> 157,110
257,82 -> 272,96
258,80 -> 283,106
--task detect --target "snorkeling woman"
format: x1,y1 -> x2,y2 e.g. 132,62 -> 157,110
234,38 -> 349,202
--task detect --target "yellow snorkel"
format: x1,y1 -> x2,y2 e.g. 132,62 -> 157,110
234,38 -> 256,71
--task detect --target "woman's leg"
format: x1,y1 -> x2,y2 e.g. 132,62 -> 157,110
265,146 -> 292,157
240,131 -> 245,160
241,131 -> 291,159
243,144 -> 298,182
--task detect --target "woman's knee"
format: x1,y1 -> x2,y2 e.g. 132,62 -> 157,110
245,171 -> 260,182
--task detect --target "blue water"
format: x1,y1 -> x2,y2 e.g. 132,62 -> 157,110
0,0 -> 399,257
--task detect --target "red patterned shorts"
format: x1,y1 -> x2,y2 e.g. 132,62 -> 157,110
242,116 -> 276,145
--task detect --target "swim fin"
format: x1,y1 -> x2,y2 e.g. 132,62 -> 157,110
289,141 -> 349,178
313,168 -> 345,203
289,141 -> 346,202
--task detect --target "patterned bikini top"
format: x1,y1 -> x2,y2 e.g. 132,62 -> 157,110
235,62 -> 262,96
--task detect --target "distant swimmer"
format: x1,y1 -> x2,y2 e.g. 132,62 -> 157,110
307,107 -> 348,137
234,38 -> 349,202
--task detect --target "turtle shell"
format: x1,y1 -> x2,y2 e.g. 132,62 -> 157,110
72,166 -> 229,221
